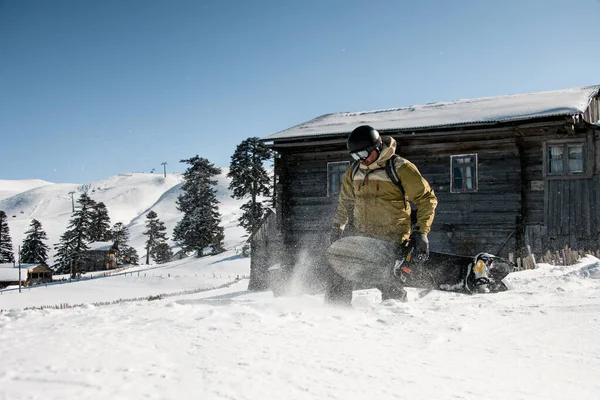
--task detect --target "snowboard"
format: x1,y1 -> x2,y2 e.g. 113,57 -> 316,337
326,235 -> 512,293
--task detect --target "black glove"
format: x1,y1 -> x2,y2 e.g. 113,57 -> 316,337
329,227 -> 342,245
410,231 -> 429,263
393,240 -> 413,280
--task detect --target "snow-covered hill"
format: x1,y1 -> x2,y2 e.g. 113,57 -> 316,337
0,171 -> 248,264
0,179 -> 53,201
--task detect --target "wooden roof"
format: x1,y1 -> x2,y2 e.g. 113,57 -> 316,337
263,85 -> 600,142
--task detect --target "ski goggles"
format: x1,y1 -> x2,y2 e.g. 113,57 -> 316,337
350,144 -> 379,161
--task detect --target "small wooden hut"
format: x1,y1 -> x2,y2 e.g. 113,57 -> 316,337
0,263 -> 53,288
87,242 -> 118,271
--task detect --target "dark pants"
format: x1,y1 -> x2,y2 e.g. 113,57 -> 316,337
324,266 -> 407,306
324,267 -> 353,306
325,228 -> 408,305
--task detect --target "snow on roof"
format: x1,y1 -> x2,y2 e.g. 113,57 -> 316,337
89,241 -> 115,251
0,263 -> 42,282
263,85 -> 600,141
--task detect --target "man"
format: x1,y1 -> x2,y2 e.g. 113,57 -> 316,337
326,125 -> 438,305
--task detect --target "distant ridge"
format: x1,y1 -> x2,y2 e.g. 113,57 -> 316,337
0,170 -> 250,264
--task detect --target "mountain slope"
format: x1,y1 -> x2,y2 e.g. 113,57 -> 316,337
0,171 -> 250,263
0,179 -> 53,201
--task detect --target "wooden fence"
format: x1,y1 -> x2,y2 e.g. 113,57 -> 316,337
537,246 -> 597,266
0,277 -> 248,314
511,245 -> 595,270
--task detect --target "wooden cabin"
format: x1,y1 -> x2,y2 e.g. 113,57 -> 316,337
0,263 -> 53,288
87,242 -> 118,271
254,85 -> 600,289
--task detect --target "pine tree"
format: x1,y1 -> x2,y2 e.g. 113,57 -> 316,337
227,137 -> 272,235
89,201 -> 112,242
110,222 -> 139,265
53,230 -> 77,274
20,219 -> 49,264
0,210 -> 14,263
173,156 -> 224,257
111,222 -> 130,251
152,242 -> 173,264
143,211 -> 169,264
53,193 -> 95,276
238,202 -> 267,234
120,246 -> 140,265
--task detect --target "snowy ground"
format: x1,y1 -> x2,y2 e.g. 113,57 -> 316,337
0,250 -> 249,310
2,254 -> 600,400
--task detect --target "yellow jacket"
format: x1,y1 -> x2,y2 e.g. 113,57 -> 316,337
333,136 -> 437,243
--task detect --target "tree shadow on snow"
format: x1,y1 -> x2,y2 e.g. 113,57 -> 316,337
211,254 -> 244,264
175,290 -> 251,306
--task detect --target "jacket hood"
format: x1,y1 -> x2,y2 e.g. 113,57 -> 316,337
361,135 -> 397,171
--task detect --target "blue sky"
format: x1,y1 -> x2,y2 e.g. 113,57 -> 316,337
1,0 -> 599,183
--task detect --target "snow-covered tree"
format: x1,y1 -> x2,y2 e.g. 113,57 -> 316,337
143,211 -> 169,264
0,210 -> 14,263
227,137 -> 272,235
20,219 -> 49,264
53,193 -> 95,276
173,156 -> 224,257
89,201 -> 111,242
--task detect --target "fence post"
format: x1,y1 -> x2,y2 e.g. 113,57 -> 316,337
526,245 -> 537,269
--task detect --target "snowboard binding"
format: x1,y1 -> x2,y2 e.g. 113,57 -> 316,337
392,241 -> 513,294
462,253 -> 513,293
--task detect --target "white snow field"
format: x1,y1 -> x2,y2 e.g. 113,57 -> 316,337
1,256 -> 600,399
1,176 -> 600,399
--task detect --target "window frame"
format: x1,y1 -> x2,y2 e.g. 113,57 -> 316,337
327,161 -> 350,197
543,138 -> 593,180
450,153 -> 478,193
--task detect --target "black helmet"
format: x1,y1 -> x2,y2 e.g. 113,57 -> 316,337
347,125 -> 382,158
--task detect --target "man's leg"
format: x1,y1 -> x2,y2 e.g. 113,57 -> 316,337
377,285 -> 408,302
324,267 -> 353,306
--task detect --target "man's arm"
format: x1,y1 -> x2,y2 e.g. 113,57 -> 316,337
397,161 -> 437,234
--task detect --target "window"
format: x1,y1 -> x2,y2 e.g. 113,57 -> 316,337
327,161 -> 349,196
451,154 -> 478,193
547,143 -> 585,176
